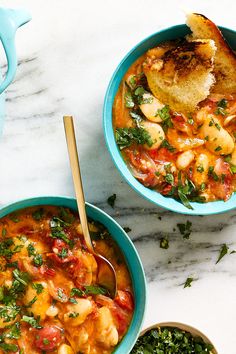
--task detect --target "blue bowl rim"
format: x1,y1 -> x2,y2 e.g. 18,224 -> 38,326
0,195 -> 147,353
103,23 -> 236,216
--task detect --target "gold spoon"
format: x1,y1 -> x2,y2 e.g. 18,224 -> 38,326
63,115 -> 117,298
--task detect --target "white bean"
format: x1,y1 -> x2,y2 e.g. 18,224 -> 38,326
140,94 -> 164,122
46,305 -> 59,317
176,150 -> 195,170
193,153 -> 209,186
141,121 -> 165,150
199,115 -> 234,155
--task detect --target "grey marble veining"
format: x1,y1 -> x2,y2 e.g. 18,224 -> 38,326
0,0 -> 236,353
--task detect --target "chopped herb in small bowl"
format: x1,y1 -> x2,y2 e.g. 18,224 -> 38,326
131,322 -> 217,354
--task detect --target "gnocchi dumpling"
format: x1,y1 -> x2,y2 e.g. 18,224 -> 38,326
141,121 -> 165,150
199,115 -> 234,155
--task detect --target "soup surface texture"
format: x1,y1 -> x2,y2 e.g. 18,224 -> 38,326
0,206 -> 134,354
113,52 -> 236,209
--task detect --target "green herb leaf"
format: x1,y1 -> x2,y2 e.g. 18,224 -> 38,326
32,208 -> 44,221
156,105 -> 173,131
32,283 -> 44,295
160,139 -> 175,152
124,90 -> 135,108
115,127 -> 154,149
0,343 -> 18,352
184,277 -> 194,288
107,194 -> 116,208
21,315 -> 42,329
216,244 -> 229,264
177,221 -> 192,239
160,237 -> 169,249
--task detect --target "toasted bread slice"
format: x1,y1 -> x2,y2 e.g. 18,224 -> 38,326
186,13 -> 236,94
143,39 -> 216,113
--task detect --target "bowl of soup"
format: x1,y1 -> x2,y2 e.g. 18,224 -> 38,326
0,196 -> 146,354
103,17 -> 236,215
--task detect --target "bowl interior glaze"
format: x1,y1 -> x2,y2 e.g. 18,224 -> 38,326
103,24 -> 236,215
0,196 -> 146,354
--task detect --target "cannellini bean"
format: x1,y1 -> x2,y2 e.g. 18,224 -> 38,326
58,344 -> 74,354
176,150 -> 195,170
139,94 -> 164,122
199,115 -> 234,155
96,307 -> 119,348
23,282 -> 51,320
167,129 -> 205,151
193,153 -> 209,186
64,299 -> 93,326
141,121 -> 165,150
46,305 -> 59,317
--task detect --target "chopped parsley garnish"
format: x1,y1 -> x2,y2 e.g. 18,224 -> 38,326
131,327 -> 214,353
208,166 -> 219,181
58,248 -> 68,259
215,98 -> 228,116
0,304 -> 21,323
32,283 -> 44,295
25,296 -> 37,308
0,239 -> 22,260
160,139 -> 175,152
70,285 -> 108,297
50,217 -> 73,247
4,322 -> 21,339
27,243 -> 43,267
134,87 -> 153,104
2,228 -> 7,237
0,343 -> 18,352
230,164 -> 236,174
200,183 -> 206,191
115,127 -> 154,149
215,145 -> 222,152
184,277 -> 194,288
57,288 -> 67,302
123,227 -> 131,233
107,194 -> 116,208
9,214 -> 20,223
69,312 -> 79,318
177,173 -> 195,210
33,254 -> 43,267
156,105 -> 173,131
196,164 -> 204,173
165,173 -> 174,185
160,237 -> 169,249
177,221 -> 192,239
129,111 -> 143,127
216,244 -> 229,264
32,208 -> 44,221
21,315 -> 42,329
124,90 -> 135,108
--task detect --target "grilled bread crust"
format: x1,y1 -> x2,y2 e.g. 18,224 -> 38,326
143,39 -> 216,113
186,13 -> 236,94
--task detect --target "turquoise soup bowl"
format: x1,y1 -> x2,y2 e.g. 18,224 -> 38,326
0,196 -> 146,354
103,24 -> 236,215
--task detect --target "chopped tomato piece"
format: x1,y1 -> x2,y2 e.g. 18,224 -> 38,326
115,290 -> 134,312
149,148 -> 174,163
209,159 -> 233,201
40,265 -> 56,277
34,326 -> 63,351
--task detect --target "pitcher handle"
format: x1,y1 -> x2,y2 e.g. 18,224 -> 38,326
0,8 -> 31,94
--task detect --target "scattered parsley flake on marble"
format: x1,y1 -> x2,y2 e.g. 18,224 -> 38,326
107,194 -> 116,208
216,244 -> 229,264
177,220 -> 192,239
184,277 -> 194,288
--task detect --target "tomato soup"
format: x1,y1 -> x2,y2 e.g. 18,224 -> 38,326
0,206 -> 134,353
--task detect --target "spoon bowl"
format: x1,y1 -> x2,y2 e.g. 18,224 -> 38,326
63,115 -> 117,297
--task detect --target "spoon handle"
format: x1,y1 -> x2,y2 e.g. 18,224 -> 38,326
63,116 -> 93,252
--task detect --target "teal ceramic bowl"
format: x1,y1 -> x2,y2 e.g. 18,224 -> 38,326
103,24 -> 236,215
0,196 -> 146,353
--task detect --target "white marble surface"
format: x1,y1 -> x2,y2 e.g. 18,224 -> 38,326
0,0 -> 236,352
